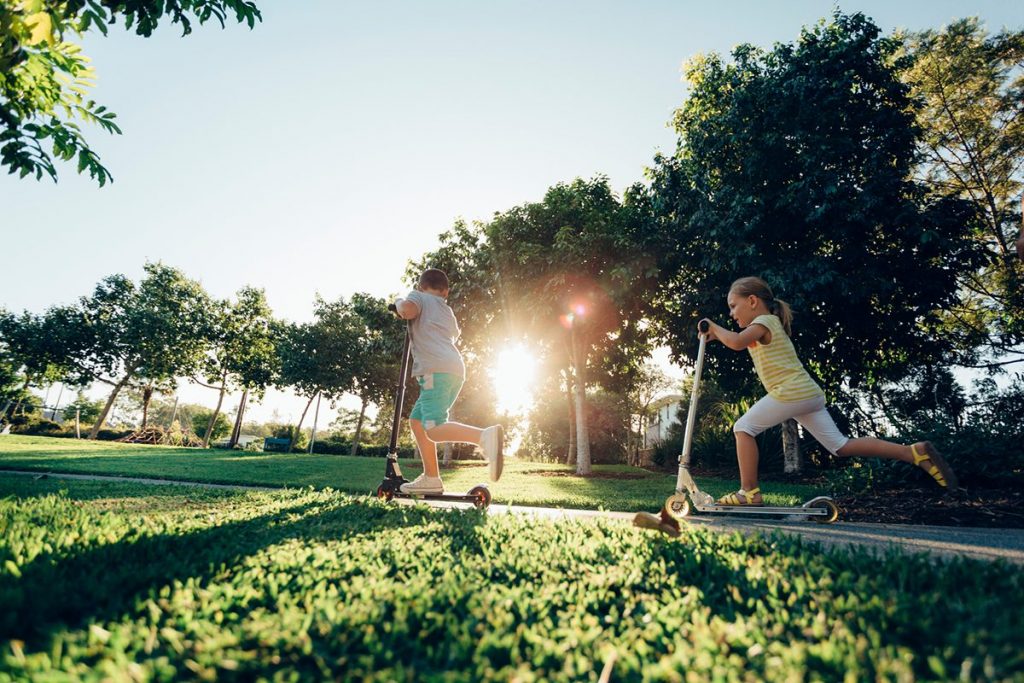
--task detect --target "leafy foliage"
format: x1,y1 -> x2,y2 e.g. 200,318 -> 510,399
902,19 -> 1024,363
0,0 -> 261,184
647,12 -> 984,399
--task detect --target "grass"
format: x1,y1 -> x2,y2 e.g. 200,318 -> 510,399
1,475 -> 1022,681
0,435 -> 820,511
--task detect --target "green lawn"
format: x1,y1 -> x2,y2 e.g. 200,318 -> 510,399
0,435 -> 819,511
1,476 -> 1021,681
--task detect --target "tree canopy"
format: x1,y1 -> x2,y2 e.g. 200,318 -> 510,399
0,0 -> 261,185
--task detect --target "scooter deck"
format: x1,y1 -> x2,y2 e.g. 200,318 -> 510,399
392,491 -> 486,504
692,503 -> 831,517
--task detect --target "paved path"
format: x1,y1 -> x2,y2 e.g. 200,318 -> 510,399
4,469 -> 1023,564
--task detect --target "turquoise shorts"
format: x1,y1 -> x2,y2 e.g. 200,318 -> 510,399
409,372 -> 464,429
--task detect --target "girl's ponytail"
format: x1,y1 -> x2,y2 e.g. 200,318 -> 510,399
770,299 -> 793,337
730,276 -> 794,336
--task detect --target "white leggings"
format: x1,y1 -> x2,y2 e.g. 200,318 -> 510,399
733,394 -> 850,455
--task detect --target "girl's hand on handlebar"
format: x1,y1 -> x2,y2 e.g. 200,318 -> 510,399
698,318 -> 716,340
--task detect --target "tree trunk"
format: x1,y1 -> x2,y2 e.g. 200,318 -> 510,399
571,335 -> 592,476
89,374 -> 133,439
0,400 -> 11,424
350,397 -> 368,456
140,385 -> 154,430
203,379 -> 228,448
443,443 -> 453,467
228,388 -> 249,449
782,418 -> 802,474
290,393 -> 316,452
565,367 -> 576,465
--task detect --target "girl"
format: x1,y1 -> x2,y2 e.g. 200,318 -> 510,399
700,276 -> 957,505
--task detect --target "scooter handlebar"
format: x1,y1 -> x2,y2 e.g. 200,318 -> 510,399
698,319 -> 710,334
387,303 -> 398,313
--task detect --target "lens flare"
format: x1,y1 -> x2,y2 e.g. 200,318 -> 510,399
490,344 -> 538,415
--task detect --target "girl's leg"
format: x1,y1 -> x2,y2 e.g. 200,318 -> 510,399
410,419 -> 440,478
727,395 -> 800,504
798,409 -> 956,488
836,438 -> 912,462
734,431 -> 763,503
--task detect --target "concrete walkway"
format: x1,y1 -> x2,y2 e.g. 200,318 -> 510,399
4,469 -> 1023,564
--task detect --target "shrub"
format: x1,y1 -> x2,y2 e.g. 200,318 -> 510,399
11,418 -> 63,436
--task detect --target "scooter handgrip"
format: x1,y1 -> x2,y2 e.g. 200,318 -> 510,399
698,320 -> 710,333
387,303 -> 397,313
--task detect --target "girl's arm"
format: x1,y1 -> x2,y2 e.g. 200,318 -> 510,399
700,319 -> 768,351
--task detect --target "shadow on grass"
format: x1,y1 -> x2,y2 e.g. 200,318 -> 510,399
0,495 -> 484,645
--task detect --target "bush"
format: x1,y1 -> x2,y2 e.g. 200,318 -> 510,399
309,439 -> 415,458
11,417 -> 63,436
828,376 -> 1024,492
96,428 -> 134,441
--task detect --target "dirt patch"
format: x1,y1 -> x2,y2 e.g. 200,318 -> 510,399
835,486 -> 1024,528
521,469 -> 650,480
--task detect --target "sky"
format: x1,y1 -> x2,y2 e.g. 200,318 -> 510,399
1,0 -> 1020,428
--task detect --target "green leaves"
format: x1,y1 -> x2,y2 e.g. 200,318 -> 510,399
648,11 -> 984,397
0,0 -> 262,185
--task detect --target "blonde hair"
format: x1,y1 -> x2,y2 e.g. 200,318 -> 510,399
730,276 -> 793,336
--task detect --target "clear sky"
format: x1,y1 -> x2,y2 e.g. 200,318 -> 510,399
2,0 -> 1020,426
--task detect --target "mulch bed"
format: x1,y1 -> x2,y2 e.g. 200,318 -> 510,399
834,486 -> 1024,528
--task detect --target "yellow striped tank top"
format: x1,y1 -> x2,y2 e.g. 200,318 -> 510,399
747,314 -> 824,402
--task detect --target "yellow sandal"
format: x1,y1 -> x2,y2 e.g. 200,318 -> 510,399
911,442 -> 958,490
717,487 -> 763,506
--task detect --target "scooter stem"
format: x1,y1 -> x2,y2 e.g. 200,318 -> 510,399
676,323 -> 709,495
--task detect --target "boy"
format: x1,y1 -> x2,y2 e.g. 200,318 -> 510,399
393,268 -> 503,494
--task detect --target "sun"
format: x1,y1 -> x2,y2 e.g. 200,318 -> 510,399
490,344 -> 538,415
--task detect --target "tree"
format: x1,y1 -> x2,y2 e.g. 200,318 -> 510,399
194,287 -> 277,447
347,293 -> 405,455
623,362 -> 677,465
1,0 -> 261,185
192,408 -> 231,442
62,391 -> 102,425
276,296 -> 362,452
0,308 -> 68,419
647,12 -> 983,413
51,262 -> 214,439
486,178 -> 659,474
902,19 -> 1024,366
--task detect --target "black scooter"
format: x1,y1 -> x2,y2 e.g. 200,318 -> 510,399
375,304 -> 492,509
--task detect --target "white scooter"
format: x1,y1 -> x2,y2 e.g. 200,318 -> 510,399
635,320 -> 838,534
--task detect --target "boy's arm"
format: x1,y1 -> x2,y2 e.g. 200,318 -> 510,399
393,298 -> 420,320
701,319 -> 768,351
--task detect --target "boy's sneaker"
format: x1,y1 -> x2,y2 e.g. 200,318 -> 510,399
481,425 -> 504,481
399,474 -> 443,495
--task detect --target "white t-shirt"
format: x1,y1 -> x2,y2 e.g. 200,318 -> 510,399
405,290 -> 466,378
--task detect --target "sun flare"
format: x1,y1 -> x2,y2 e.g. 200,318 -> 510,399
490,344 -> 538,415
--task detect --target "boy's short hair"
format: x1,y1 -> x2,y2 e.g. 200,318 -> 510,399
419,268 -> 450,292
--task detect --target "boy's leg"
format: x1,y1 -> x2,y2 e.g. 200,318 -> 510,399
421,373 -> 503,481
410,418 -> 440,478
424,421 -> 483,444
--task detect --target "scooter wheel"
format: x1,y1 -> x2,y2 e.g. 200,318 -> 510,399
468,485 -> 491,510
664,493 -> 691,521
807,498 -> 839,524
376,484 -> 394,502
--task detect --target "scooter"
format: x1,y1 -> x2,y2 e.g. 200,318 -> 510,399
375,304 -> 492,510
635,320 -> 838,532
